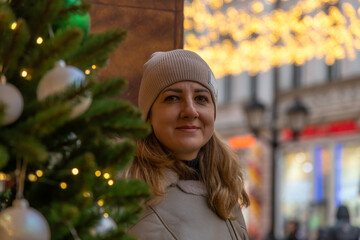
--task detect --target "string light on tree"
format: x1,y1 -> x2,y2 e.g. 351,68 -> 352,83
36,170 -> 43,177
10,22 -> 17,30
71,168 -> 79,175
0,172 -> 7,181
107,179 -> 114,186
20,70 -> 28,78
60,182 -> 67,189
97,199 -> 104,207
83,191 -> 91,198
95,170 -> 101,177
36,37 -> 43,44
28,173 -> 37,182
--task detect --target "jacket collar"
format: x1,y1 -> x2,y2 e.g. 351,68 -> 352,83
164,169 -> 207,197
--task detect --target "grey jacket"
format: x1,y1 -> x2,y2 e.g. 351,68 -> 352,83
129,172 -> 249,240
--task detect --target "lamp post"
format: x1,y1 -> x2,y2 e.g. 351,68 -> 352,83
286,98 -> 309,140
244,73 -> 309,240
244,98 -> 265,138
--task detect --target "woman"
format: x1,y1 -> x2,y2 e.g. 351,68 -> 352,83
125,49 -> 250,240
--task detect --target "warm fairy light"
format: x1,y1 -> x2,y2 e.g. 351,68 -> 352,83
10,22 -> 17,30
0,172 -> 7,181
83,191 -> 91,197
184,0 -> 360,77
108,179 -> 114,186
20,70 -> 27,78
36,170 -> 43,177
84,69 -> 91,75
103,173 -> 110,179
72,168 -> 79,175
91,65 -> 97,69
103,213 -> 109,218
95,170 -> 101,177
36,37 -> 43,45
28,174 -> 37,182
60,182 -> 67,189
251,1 -> 264,13
97,199 -> 104,206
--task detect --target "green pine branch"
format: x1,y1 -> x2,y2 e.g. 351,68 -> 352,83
2,18 -> 29,78
1,131 -> 48,164
0,144 -> 9,169
91,77 -> 128,98
9,0 -> 64,39
22,26 -> 84,82
17,102 -> 72,137
67,29 -> 127,69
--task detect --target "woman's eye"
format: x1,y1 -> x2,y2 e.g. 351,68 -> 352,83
195,95 -> 209,103
164,95 -> 179,102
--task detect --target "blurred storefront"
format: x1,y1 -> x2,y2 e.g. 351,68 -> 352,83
278,119 -> 360,239
225,118 -> 360,240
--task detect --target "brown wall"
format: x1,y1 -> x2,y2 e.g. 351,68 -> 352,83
89,0 -> 184,105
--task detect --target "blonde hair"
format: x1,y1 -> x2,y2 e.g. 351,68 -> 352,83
124,131 -> 250,220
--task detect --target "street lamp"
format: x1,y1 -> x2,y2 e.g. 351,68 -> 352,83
244,94 -> 309,240
286,98 -> 309,140
244,98 -> 265,138
244,97 -> 309,140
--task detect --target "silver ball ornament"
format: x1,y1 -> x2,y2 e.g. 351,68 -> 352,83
90,215 -> 117,237
0,80 -> 24,126
0,199 -> 50,240
37,60 -> 92,118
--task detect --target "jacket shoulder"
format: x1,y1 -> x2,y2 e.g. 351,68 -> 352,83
128,207 -> 177,240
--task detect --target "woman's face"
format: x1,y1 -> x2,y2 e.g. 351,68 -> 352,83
149,81 -> 215,160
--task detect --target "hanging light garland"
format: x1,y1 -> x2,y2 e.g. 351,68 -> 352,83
184,0 -> 360,77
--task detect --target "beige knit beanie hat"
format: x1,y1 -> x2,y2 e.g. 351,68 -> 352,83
138,49 -> 218,120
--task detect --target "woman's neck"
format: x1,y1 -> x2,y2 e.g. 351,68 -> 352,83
182,157 -> 199,172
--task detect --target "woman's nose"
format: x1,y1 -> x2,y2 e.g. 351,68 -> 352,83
180,99 -> 199,119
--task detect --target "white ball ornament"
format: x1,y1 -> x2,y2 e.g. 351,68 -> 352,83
37,60 -> 92,118
90,215 -> 117,237
0,199 -> 50,240
0,77 -> 24,126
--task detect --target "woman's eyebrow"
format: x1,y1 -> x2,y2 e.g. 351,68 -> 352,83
161,88 -> 209,93
195,89 -> 210,93
162,88 -> 182,93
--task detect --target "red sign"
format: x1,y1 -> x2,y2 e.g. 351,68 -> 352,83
282,119 -> 359,141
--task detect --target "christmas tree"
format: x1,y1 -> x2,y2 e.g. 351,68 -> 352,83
0,0 -> 151,239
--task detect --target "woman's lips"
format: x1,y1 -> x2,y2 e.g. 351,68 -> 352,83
176,126 -> 200,132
